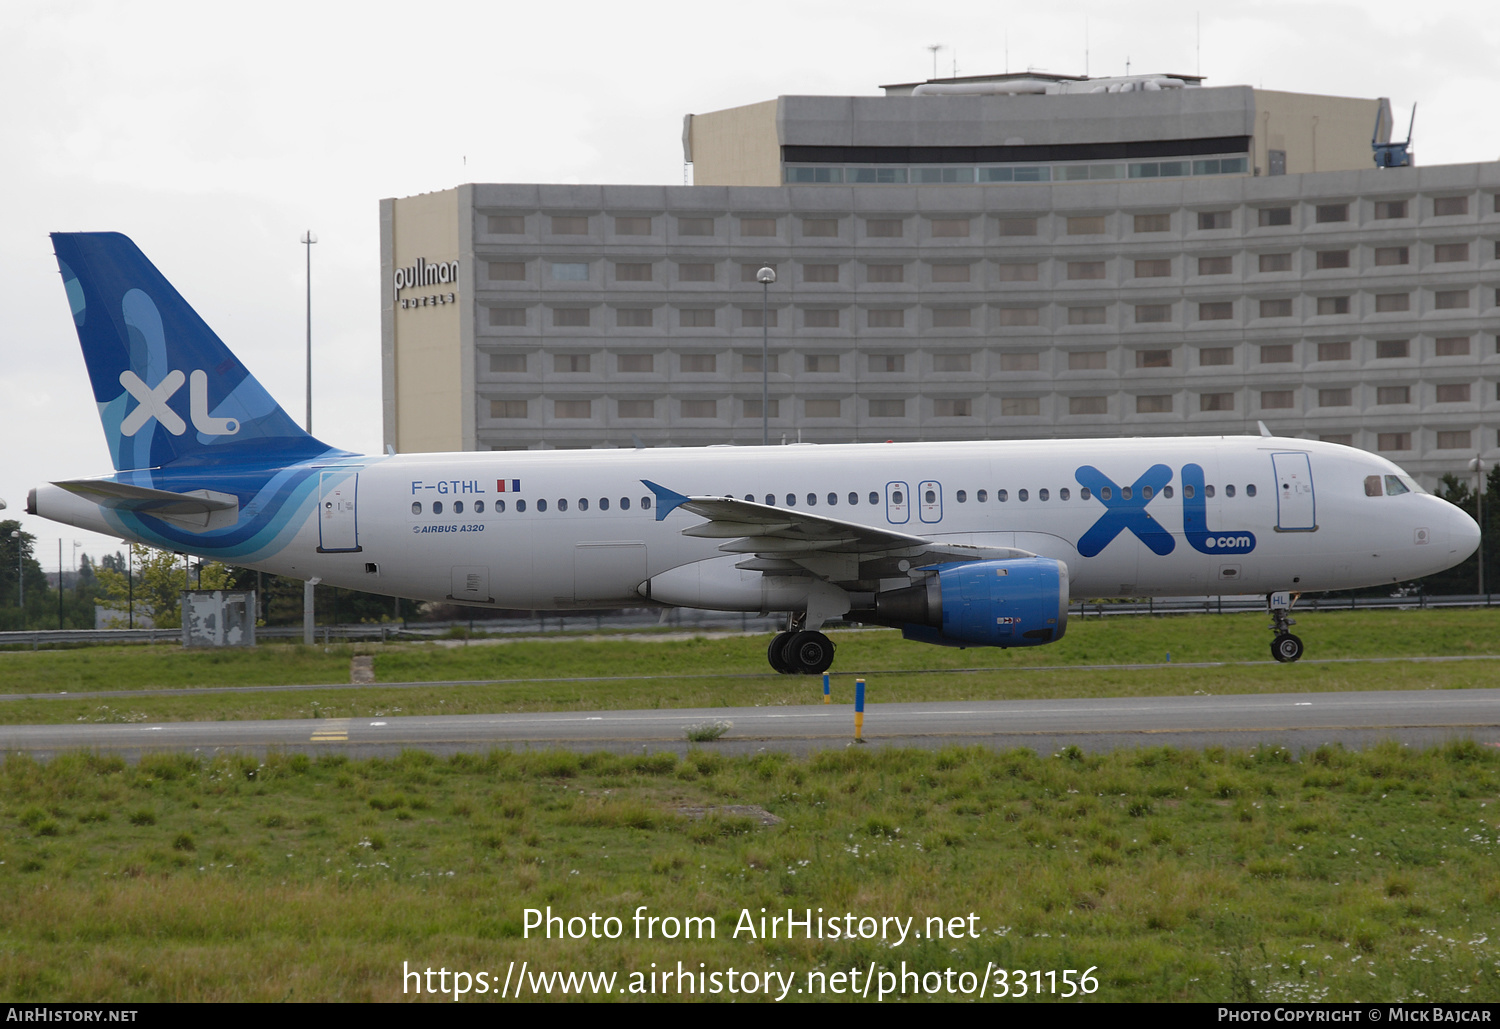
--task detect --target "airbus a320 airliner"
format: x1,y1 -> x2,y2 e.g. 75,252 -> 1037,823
29,233 -> 1480,673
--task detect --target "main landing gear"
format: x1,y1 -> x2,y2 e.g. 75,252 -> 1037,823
1268,591 -> 1304,663
767,614 -> 835,675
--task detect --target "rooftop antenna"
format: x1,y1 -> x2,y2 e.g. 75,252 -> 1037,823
1004,30 -> 1009,73
1084,17 -> 1089,77
926,43 -> 945,79
1196,12 -> 1201,77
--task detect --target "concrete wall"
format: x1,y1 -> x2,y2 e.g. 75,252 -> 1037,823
687,99 -> 781,187
1251,89 -> 1383,176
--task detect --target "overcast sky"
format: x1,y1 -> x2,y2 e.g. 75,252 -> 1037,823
2,0 -> 1496,567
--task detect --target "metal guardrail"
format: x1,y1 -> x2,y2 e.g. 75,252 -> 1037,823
0,596 -> 1492,648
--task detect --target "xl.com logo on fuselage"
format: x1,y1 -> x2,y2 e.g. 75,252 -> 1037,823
1074,462 -> 1256,558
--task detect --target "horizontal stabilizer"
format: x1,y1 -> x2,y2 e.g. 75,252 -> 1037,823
53,478 -> 240,533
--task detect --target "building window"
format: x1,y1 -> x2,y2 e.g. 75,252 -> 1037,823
739,218 -> 776,237
488,215 -> 525,234
742,398 -> 779,418
869,354 -> 904,373
1198,255 -> 1233,275
1199,301 -> 1233,321
679,262 -> 715,282
1258,253 -> 1293,273
1320,434 -> 1354,446
1318,388 -> 1352,407
618,354 -> 654,373
1315,203 -> 1349,223
934,398 -> 972,417
554,399 -> 592,419
1437,430 -> 1473,449
740,308 -> 778,328
932,308 -> 973,328
803,263 -> 840,283
1068,352 -> 1107,371
1259,298 -> 1294,318
997,263 -> 1039,281
867,309 -> 905,329
1197,210 -> 1232,230
1435,336 -> 1471,357
489,353 -> 526,373
617,399 -> 653,418
1260,390 -> 1295,409
932,263 -> 973,283
1134,213 -> 1171,233
1376,386 -> 1411,405
616,308 -> 653,328
804,309 -> 840,329
1436,383 -> 1471,403
1374,200 -> 1407,220
933,353 -> 972,373
1136,394 -> 1172,414
1258,207 -> 1292,227
1068,215 -> 1107,235
488,308 -> 526,327
1433,242 -> 1470,263
866,218 -> 903,238
868,264 -> 904,283
1317,341 -> 1352,361
1200,393 -> 1234,412
550,216 -> 588,235
801,218 -> 838,237
1435,289 -> 1471,309
1135,304 -> 1172,323
614,262 -> 653,283
550,262 -> 588,282
1199,347 -> 1234,366
1375,293 -> 1410,313
1316,296 -> 1351,316
999,352 -> 1039,372
1069,396 -> 1108,415
998,307 -> 1039,326
1068,306 -> 1106,325
488,261 -> 525,281
1135,349 -> 1172,369
490,399 -> 528,419
1260,344 -> 1294,363
680,309 -> 716,328
997,217 -> 1036,236
679,217 -> 715,236
1433,196 -> 1469,217
1315,250 -> 1351,269
1378,432 -> 1412,451
554,354 -> 590,373
1134,258 -> 1172,278
681,399 -> 717,419
804,354 -> 839,373
1067,261 -> 1106,280
862,398 -> 903,419
680,353 -> 716,373
805,399 -> 841,418
1002,397 -> 1041,416
742,353 -> 779,373
931,218 -> 970,238
1374,246 -> 1409,266
1375,339 -> 1410,359
614,216 -> 652,235
552,308 -> 590,327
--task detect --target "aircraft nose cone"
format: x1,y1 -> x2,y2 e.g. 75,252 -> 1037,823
1451,502 -> 1481,560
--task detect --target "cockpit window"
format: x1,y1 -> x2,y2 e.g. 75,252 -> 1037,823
1364,475 -> 1382,497
1384,475 -> 1410,496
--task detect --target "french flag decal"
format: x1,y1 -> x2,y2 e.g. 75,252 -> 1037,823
497,479 -> 520,493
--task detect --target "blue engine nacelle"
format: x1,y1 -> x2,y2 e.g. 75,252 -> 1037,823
857,558 -> 1069,649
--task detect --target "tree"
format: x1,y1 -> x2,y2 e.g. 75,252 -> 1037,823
0,521 -> 56,631
95,544 -> 235,629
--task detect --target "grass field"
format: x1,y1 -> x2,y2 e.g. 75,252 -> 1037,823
2,742 -> 1497,1002
1,607 -> 1498,726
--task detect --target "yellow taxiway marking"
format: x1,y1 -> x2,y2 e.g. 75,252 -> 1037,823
310,718 -> 350,742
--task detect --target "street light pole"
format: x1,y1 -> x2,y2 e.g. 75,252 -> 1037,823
301,231 -> 318,645
10,530 -> 22,628
756,266 -> 776,446
1471,455 -> 1487,597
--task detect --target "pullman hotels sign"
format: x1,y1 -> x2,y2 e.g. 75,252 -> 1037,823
395,257 -> 460,309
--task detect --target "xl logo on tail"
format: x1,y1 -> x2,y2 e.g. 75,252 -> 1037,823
119,370 -> 239,437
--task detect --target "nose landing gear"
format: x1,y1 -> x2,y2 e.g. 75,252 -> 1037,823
1268,591 -> 1303,663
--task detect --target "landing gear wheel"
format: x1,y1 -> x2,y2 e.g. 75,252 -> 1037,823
767,631 -> 797,674
786,630 -> 835,675
1271,633 -> 1304,663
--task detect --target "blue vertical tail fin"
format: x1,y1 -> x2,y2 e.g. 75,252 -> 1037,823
51,232 -> 334,472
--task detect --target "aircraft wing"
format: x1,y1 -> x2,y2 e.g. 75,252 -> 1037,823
644,479 -> 1031,585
